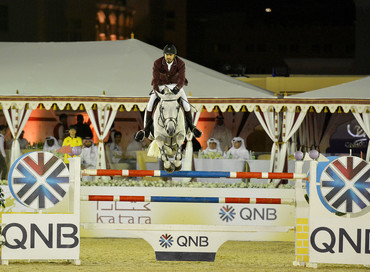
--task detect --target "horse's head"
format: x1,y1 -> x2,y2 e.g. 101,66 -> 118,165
157,91 -> 182,137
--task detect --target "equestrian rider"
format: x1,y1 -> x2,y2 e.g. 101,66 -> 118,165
135,44 -> 202,142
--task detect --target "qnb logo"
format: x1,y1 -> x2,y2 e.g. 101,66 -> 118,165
219,205 -> 235,222
8,152 -> 69,210
159,234 -> 174,248
319,156 -> 370,214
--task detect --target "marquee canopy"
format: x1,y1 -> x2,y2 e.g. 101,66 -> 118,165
0,38 -> 277,113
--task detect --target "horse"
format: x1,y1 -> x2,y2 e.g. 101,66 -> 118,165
147,86 -> 186,173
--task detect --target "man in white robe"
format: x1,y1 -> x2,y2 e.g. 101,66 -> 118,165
225,137 -> 251,160
81,137 -> 98,182
43,136 -> 61,153
209,115 -> 233,152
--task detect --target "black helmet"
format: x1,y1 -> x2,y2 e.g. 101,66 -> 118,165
163,44 -> 177,55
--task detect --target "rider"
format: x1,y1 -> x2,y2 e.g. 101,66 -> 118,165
135,43 -> 202,142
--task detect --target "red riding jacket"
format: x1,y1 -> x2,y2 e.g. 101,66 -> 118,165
151,56 -> 188,92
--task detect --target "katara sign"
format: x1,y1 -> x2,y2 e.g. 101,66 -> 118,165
8,152 -> 69,209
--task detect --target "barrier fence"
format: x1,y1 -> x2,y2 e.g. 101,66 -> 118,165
82,169 -> 306,180
81,195 -> 295,205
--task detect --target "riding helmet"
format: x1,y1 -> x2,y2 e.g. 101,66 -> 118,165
163,44 -> 177,55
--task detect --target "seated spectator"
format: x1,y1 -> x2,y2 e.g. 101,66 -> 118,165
7,130 -> 29,150
125,133 -> 144,159
109,131 -> 124,164
81,137 -> 98,181
201,138 -> 223,158
18,131 -> 29,149
62,125 -> 83,165
43,136 -> 60,152
225,137 -> 251,160
106,122 -> 117,144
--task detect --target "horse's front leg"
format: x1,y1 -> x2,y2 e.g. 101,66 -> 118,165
173,134 -> 185,171
156,136 -> 172,172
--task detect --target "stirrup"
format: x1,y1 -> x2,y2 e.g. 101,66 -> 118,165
192,127 -> 202,138
135,130 -> 145,142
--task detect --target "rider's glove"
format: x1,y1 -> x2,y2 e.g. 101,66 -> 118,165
172,86 -> 180,94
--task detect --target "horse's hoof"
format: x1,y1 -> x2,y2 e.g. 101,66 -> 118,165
163,161 -> 171,169
174,164 -> 182,171
165,163 -> 175,173
135,130 -> 145,142
174,160 -> 181,168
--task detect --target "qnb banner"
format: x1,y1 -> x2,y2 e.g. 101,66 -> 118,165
1,152 -> 80,264
1,214 -> 80,261
309,156 -> 370,265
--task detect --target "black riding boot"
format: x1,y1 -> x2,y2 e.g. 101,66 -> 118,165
184,111 -> 202,138
135,111 -> 153,142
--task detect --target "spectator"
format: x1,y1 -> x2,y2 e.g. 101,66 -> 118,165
43,136 -> 60,153
75,114 -> 93,139
209,115 -> 233,152
109,131 -> 124,164
106,122 -> 117,144
201,138 -> 223,158
0,125 -> 7,180
81,137 -> 98,181
62,125 -> 83,165
18,131 -> 29,149
7,130 -> 29,150
225,137 -> 251,160
125,133 -> 144,159
54,113 -> 68,146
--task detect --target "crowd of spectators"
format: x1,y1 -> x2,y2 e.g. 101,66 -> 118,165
0,112 -> 251,180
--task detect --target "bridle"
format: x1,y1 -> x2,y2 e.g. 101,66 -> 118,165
158,99 -> 180,131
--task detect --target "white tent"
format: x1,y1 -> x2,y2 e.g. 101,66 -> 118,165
287,77 -> 370,160
0,39 -> 278,168
1,39 -> 368,171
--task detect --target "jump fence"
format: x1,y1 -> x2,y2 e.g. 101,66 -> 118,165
82,169 -> 306,180
81,195 -> 295,205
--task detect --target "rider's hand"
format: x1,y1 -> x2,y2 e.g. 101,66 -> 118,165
172,86 -> 180,94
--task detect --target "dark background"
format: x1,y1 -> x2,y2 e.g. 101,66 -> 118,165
0,0 -> 368,75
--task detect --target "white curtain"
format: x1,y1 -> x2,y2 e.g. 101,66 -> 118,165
278,109 -> 307,172
299,111 -> 327,153
87,105 -> 117,169
255,107 -> 279,172
352,108 -> 370,161
3,105 -> 32,165
255,106 -> 307,174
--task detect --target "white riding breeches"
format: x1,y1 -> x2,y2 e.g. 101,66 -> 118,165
147,84 -> 190,112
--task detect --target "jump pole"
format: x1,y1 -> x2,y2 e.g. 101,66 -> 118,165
81,195 -> 295,205
82,169 -> 306,180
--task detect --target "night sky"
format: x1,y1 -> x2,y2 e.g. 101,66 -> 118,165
188,0 -> 355,26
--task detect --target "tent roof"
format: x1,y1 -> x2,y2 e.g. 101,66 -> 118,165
282,76 -> 370,113
0,39 -> 277,111
290,76 -> 370,99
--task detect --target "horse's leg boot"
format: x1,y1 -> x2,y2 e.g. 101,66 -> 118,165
184,111 -> 202,138
135,111 -> 153,142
